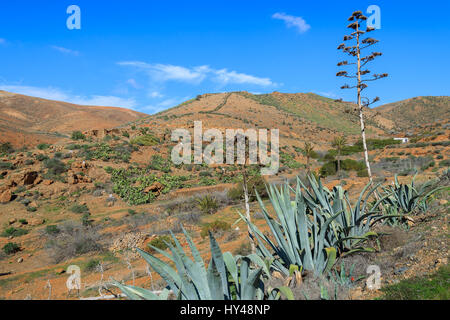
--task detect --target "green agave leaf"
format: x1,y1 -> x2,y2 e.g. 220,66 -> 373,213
112,280 -> 163,300
277,286 -> 295,300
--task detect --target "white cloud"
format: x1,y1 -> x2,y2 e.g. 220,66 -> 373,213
0,85 -> 136,109
272,13 -> 311,33
118,61 -> 276,87
51,45 -> 80,56
118,61 -> 207,84
317,91 -> 339,99
213,69 -> 273,86
71,95 -> 136,108
140,96 -> 191,114
126,78 -> 140,89
148,91 -> 164,98
0,85 -> 69,101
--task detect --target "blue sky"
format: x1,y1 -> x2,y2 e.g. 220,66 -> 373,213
0,0 -> 449,114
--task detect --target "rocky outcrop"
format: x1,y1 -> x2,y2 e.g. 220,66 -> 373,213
6,170 -> 40,187
143,182 -> 164,196
0,189 -> 13,203
67,170 -> 92,185
109,232 -> 149,259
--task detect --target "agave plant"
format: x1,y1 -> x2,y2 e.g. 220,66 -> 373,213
113,226 -> 292,300
380,174 -> 446,214
239,181 -> 339,278
296,175 -> 393,254
329,261 -> 363,288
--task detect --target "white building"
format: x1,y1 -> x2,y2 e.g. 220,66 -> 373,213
394,137 -> 409,144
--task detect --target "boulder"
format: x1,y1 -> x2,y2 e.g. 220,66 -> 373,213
143,182 -> 164,195
67,171 -> 78,185
42,180 -> 54,186
29,218 -> 45,226
0,190 -> 13,203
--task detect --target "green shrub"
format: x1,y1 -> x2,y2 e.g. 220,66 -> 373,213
37,143 -> 50,150
45,225 -> 61,235
3,242 -> 20,255
439,159 -> 450,167
131,134 -> 159,146
147,235 -> 176,253
341,159 -> 366,171
2,227 -> 28,238
127,209 -> 138,215
199,171 -> 212,177
44,158 -> 67,176
320,161 -> 337,177
70,204 -> 89,214
227,175 -> 267,201
280,152 -> 302,169
357,169 -> 369,177
0,142 -> 14,155
36,154 -> 49,162
200,221 -> 231,238
26,206 -> 37,212
0,162 -> 14,170
66,144 -> 82,150
196,195 -> 219,215
71,131 -> 86,140
81,213 -> 92,226
148,155 -> 171,173
84,259 -> 100,272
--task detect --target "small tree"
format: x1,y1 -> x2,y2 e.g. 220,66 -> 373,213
332,136 -> 347,174
71,131 -> 86,141
303,142 -> 315,174
336,10 -> 388,183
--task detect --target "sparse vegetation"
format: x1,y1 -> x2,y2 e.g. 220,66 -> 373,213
71,131 -> 86,141
147,235 -> 176,253
200,220 -> 231,238
3,242 -> 20,255
2,227 -> 29,238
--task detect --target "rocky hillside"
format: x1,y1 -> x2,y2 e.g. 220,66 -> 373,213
375,96 -> 450,132
0,91 -> 146,147
128,91 -> 395,151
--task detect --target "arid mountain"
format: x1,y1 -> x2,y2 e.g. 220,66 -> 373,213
129,91 -> 395,151
0,89 -> 448,300
0,91 -> 146,147
374,96 -> 450,132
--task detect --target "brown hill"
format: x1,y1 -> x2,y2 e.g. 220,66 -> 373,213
374,96 -> 450,132
0,91 -> 146,147
131,91 -> 394,151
